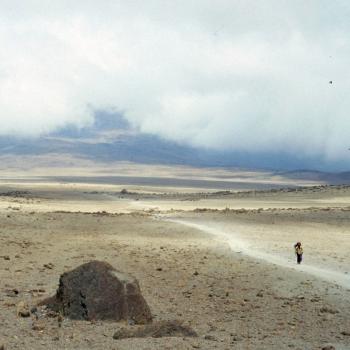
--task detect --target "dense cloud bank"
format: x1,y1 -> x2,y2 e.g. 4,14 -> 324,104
0,1 -> 350,164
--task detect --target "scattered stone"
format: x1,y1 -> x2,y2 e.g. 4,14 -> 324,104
3,302 -> 16,308
322,314 -> 333,322
3,256 -> 10,261
256,291 -> 264,297
112,320 -> 197,339
41,261 -> 152,323
156,267 -> 163,271
31,289 -> 46,294
57,314 -> 63,327
319,306 -> 339,314
193,271 -> 199,276
17,301 -> 30,318
32,320 -> 46,331
127,319 -> 135,326
341,330 -> 350,336
204,334 -> 217,341
46,310 -> 59,318
182,291 -> 192,298
322,346 -> 335,350
232,335 -> 243,341
6,289 -> 19,297
43,263 -> 54,270
0,190 -> 30,198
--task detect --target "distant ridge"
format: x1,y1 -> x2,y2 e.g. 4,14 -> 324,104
276,169 -> 350,184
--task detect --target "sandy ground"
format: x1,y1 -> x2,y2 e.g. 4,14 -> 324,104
1,176 -> 350,349
166,209 -> 350,288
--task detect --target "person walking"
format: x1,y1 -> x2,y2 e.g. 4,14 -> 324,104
294,242 -> 303,264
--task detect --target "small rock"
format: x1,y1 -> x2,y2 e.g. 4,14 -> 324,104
43,263 -> 54,270
204,334 -> 217,341
310,297 -> 320,302
0,345 -> 4,350
127,319 -> 135,326
319,306 -> 339,314
322,346 -> 335,350
256,291 -> 264,297
156,267 -> 163,271
3,256 -> 10,261
232,335 -> 243,341
32,321 -> 45,331
6,289 -> 19,297
57,314 -> 63,327
341,330 -> 350,336
322,314 -> 332,322
3,301 -> 16,308
193,271 -> 199,276
46,310 -> 59,318
17,301 -> 30,318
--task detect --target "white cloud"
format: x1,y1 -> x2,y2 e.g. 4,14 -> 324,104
0,0 -> 350,162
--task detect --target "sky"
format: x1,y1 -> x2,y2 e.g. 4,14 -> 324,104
1,0 -> 350,167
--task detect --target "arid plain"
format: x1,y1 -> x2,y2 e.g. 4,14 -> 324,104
0,162 -> 350,350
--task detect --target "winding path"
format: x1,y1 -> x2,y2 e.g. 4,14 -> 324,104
166,218 -> 350,290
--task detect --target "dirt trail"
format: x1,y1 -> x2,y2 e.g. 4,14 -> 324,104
167,218 -> 350,290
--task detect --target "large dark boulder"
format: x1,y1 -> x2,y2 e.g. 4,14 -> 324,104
43,261 -> 152,323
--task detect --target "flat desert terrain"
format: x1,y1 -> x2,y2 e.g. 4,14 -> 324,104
0,166 -> 349,350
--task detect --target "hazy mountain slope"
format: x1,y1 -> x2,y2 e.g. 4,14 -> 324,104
0,113 -> 348,176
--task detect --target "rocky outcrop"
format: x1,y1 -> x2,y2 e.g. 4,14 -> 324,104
42,261 -> 152,323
